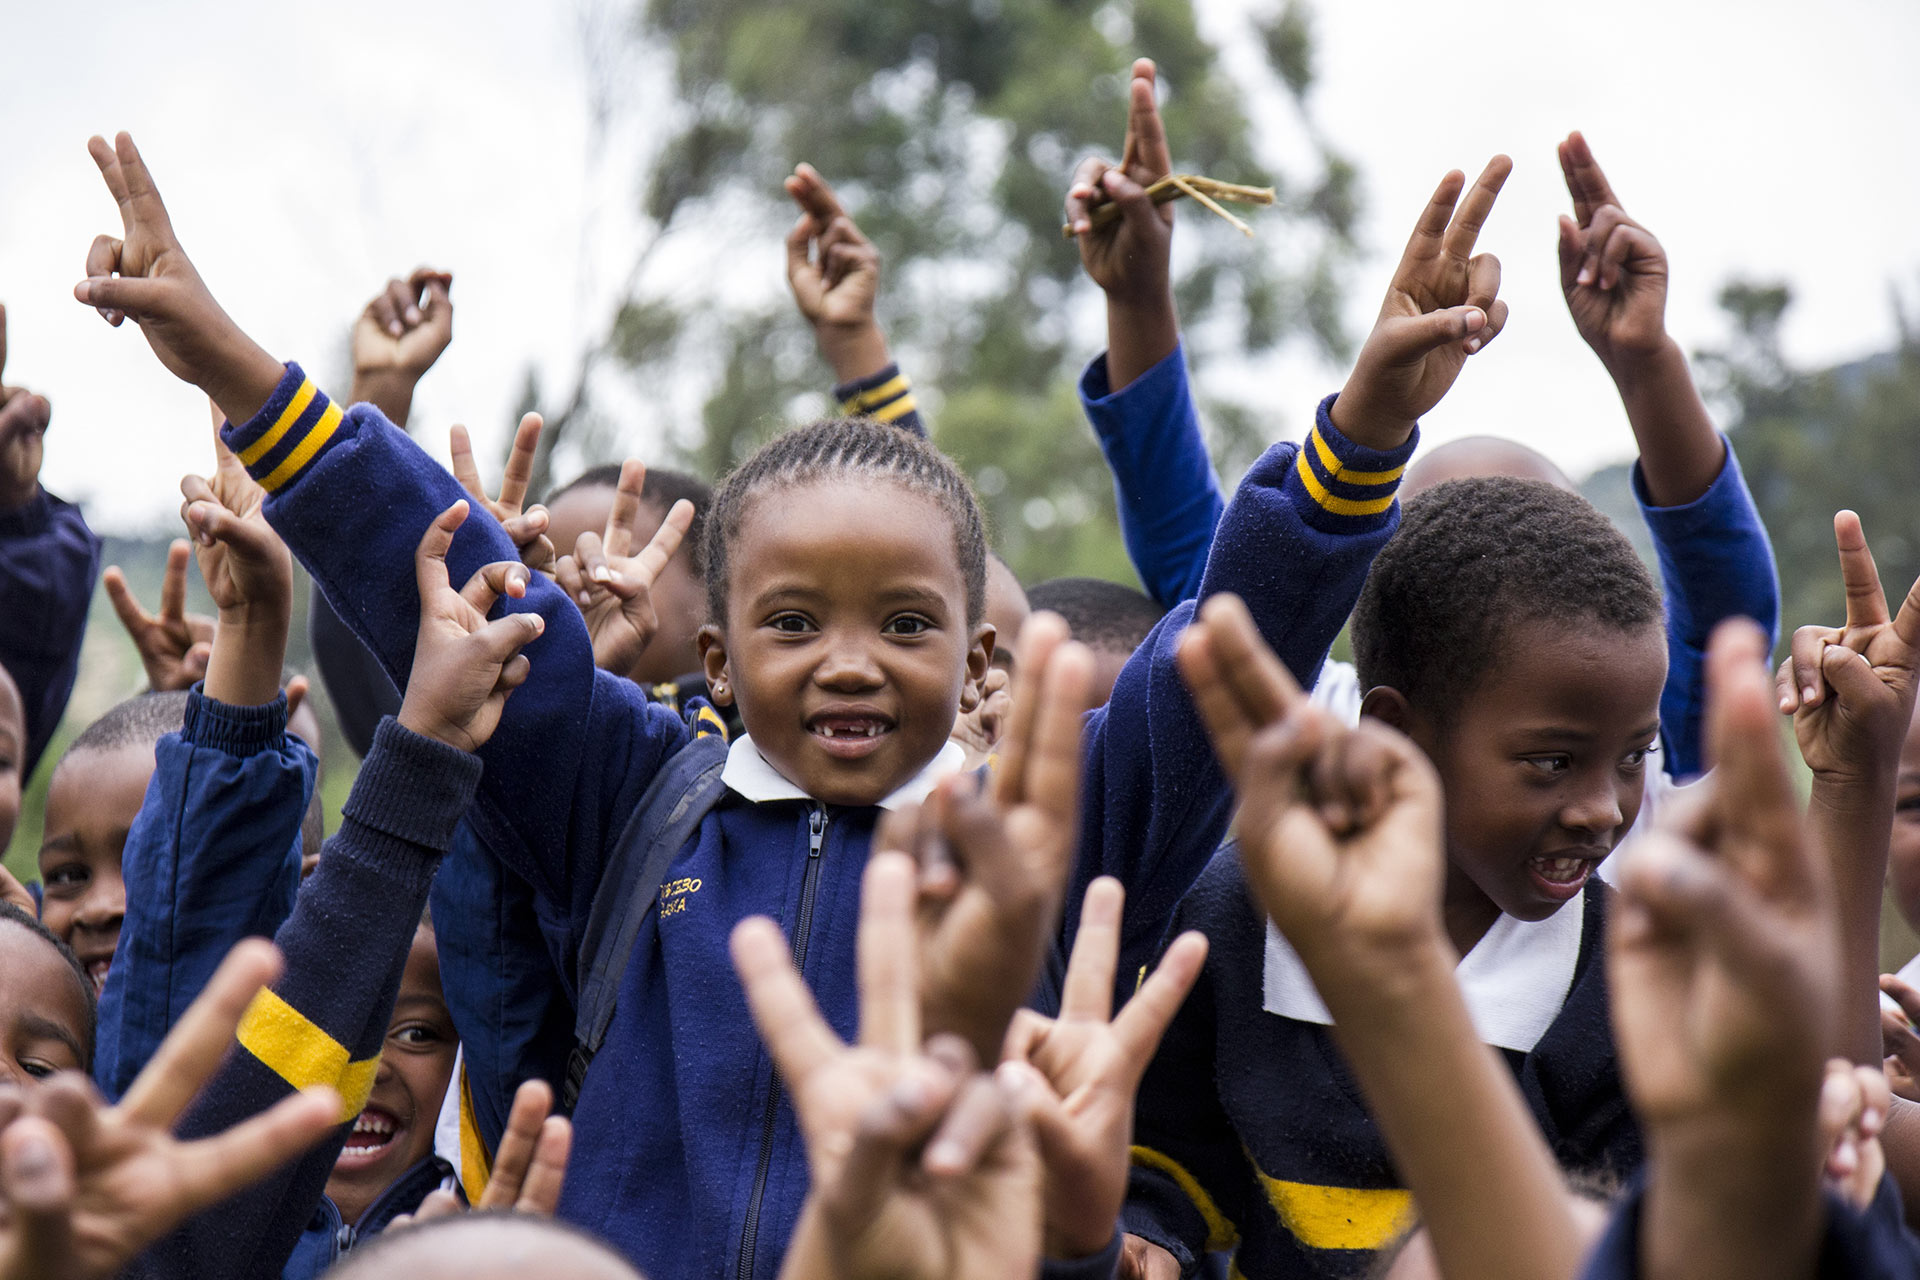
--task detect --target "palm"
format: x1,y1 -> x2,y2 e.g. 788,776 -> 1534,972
583,587 -> 654,676
1019,1016 -> 1132,1243
195,458 -> 274,611
1563,251 -> 1666,357
1794,627 -> 1915,774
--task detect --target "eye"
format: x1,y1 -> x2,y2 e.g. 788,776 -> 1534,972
1898,793 -> 1920,815
767,613 -> 815,635
1620,745 -> 1652,770
1523,755 -> 1571,778
40,863 -> 89,895
18,1058 -> 55,1080
391,1022 -> 446,1049
884,614 -> 933,637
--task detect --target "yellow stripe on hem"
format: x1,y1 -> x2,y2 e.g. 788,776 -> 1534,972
869,394 -> 919,423
258,400 -> 345,494
1131,1145 -> 1240,1254
235,987 -> 382,1122
237,379 -> 319,467
1295,449 -> 1396,518
1308,428 -> 1406,487
847,373 -> 909,410
1256,1172 -> 1415,1252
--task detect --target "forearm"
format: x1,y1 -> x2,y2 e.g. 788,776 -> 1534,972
1105,294 -> 1180,396
1809,780 -> 1897,1064
203,608 -> 289,708
1639,1121 -> 1825,1280
1608,339 -> 1723,508
816,322 -> 894,388
1319,946 -> 1587,1280
349,371 -> 418,430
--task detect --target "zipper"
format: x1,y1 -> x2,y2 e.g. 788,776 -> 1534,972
735,803 -> 830,1280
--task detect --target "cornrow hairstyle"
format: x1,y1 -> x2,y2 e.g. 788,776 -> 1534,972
0,902 -> 97,1069
546,464 -> 714,577
1025,577 -> 1165,657
65,690 -> 190,758
704,417 -> 988,627
1351,477 -> 1661,718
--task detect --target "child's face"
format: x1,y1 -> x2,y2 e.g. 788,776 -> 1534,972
0,923 -> 91,1089
549,487 -> 707,684
38,743 -> 155,994
702,478 -> 990,807
983,558 -> 1028,679
0,671 -> 23,852
1386,618 -> 1666,942
1887,703 -> 1920,930
327,925 -> 458,1226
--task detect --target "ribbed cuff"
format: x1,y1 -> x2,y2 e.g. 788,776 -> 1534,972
221,362 -> 347,495
342,716 -> 483,852
182,685 -> 288,757
1291,393 -> 1418,531
834,362 -> 919,426
1042,1230 -> 1123,1280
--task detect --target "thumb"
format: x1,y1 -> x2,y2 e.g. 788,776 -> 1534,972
1102,168 -> 1165,242
1391,304 -> 1487,362
1819,641 -> 1891,709
0,1117 -> 79,1280
1556,214 -> 1584,291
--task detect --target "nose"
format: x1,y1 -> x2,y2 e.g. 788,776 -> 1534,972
812,632 -> 884,692
1558,772 -> 1626,840
72,889 -> 124,934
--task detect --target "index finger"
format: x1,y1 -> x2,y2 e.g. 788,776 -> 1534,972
786,163 -> 846,223
499,413 -> 543,511
448,425 -> 487,503
1118,59 -> 1170,180
414,500 -> 470,602
89,135 -> 135,225
602,459 -> 646,560
1702,619 -> 1807,889
731,916 -> 842,1084
112,133 -> 176,238
1558,131 -> 1621,226
1439,154 -> 1512,264
478,1079 -> 553,1210
1835,510 -> 1891,632
1059,876 -> 1123,1022
856,851 -> 921,1054
625,497 -> 693,591
120,938 -> 284,1127
1007,641 -> 1095,828
160,537 -> 191,622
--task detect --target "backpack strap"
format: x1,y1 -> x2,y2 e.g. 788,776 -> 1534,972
564,724 -> 729,1109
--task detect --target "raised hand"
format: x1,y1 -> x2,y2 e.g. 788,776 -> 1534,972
0,940 -> 339,1280
396,501 -> 547,753
449,414 -> 554,570
350,268 -> 454,427
74,133 -> 285,425
388,1079 -> 571,1229
784,165 -> 891,383
948,665 -> 1010,769
1555,132 -> 1669,367
0,305 -> 50,510
998,878 -> 1206,1260
733,853 -> 1041,1280
1817,1058 -> 1889,1211
883,614 -> 1096,1065
1332,157 -> 1511,452
1777,512 -> 1920,780
553,461 -> 695,680
178,421 -> 289,618
103,542 -> 214,692
1878,975 -> 1920,1102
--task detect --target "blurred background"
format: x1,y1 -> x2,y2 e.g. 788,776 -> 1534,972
3,0 -> 1917,951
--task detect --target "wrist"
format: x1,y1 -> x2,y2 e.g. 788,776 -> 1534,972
1599,333 -> 1683,388
204,615 -> 289,708
818,324 -> 893,386
1327,389 -> 1415,454
204,334 -> 292,428
1304,928 -> 1459,1020
350,370 -> 419,428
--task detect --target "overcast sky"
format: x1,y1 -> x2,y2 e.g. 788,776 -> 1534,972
3,0 -> 1915,533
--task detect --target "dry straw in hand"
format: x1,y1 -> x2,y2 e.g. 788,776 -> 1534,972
1064,174 -> 1276,239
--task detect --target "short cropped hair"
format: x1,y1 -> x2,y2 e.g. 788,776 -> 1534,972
0,903 -> 97,1068
1025,577 -> 1165,656
705,418 -> 987,626
325,1210 -> 641,1279
546,463 -> 714,578
1352,477 -> 1661,715
66,690 -> 191,758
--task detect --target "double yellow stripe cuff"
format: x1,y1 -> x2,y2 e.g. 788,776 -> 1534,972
1295,426 -> 1403,518
236,988 -> 381,1122
233,371 -> 346,495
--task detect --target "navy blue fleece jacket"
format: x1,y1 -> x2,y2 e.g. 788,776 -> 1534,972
215,363 -> 1410,1280
0,487 -> 100,779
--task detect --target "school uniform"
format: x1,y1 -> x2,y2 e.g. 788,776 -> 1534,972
1079,342 -> 1780,777
213,360 -> 1411,1280
1125,851 -> 1637,1280
0,486 -> 100,779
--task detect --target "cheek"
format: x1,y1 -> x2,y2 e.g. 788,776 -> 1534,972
37,899 -> 72,940
1890,822 -> 1920,924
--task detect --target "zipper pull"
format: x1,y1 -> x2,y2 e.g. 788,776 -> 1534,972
807,804 -> 828,858
335,1220 -> 356,1253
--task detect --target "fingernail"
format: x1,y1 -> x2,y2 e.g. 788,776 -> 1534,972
592,566 -> 611,584
1805,685 -> 1819,701
1576,266 -> 1593,285
927,1140 -> 964,1171
388,322 -> 403,337
406,307 -> 421,324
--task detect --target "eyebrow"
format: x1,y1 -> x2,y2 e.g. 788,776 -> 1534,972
1507,721 -> 1662,745
20,1013 -> 86,1065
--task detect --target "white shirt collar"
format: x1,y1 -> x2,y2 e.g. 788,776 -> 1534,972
1261,889 -> 1587,1053
720,734 -> 969,811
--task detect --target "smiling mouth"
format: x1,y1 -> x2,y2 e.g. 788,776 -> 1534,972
83,958 -> 110,995
336,1105 -> 404,1170
1528,854 -> 1600,897
807,713 -> 895,758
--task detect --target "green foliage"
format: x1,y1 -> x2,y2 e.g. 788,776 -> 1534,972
533,0 -> 1361,586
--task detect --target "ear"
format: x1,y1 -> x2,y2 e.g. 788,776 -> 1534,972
698,624 -> 733,706
1359,684 -> 1411,731
959,623 -> 994,714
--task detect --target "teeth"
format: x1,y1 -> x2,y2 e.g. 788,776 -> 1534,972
351,1115 -> 396,1137
1535,857 -> 1587,884
816,724 -> 883,739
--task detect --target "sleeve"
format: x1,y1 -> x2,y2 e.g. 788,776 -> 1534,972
92,689 -> 315,1101
1632,438 -> 1779,780
834,361 -> 927,436
0,488 -> 102,778
1078,346 -> 1227,610
1122,921 -> 1252,1277
307,580 -> 400,759
1071,392 -> 1416,982
1578,1172 -> 1920,1280
219,364 -> 687,938
134,717 -> 483,1280
1041,1230 -> 1122,1280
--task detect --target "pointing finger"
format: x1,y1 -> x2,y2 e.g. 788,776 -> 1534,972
1835,511 -> 1891,633
602,458 -> 646,560
448,425 -> 487,504
499,413 -> 543,511
1440,154 -> 1512,264
459,559 -> 532,617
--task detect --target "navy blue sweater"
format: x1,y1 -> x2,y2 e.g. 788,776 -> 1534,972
1126,851 -> 1638,1280
219,363 -> 1412,1280
0,487 -> 100,779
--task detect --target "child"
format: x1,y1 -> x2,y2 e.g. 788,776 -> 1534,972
1124,475 -> 1667,1278
1070,68 -> 1775,781
35,689 -> 189,994
0,902 -> 94,1087
75,122 -> 1497,1280
0,663 -> 24,857
0,302 -> 102,784
1024,576 -> 1165,703
324,1213 -> 642,1280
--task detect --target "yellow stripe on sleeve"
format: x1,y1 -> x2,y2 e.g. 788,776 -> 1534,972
258,400 -> 345,494
869,394 -> 919,424
1131,1145 -> 1241,1254
1308,428 -> 1406,487
457,1063 -> 493,1204
237,378 -> 319,467
847,373 -> 909,411
1256,1172 -> 1416,1252
235,987 -> 382,1122
1295,448 -> 1396,518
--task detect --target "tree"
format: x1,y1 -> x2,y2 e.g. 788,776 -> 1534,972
533,0 -> 1362,585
